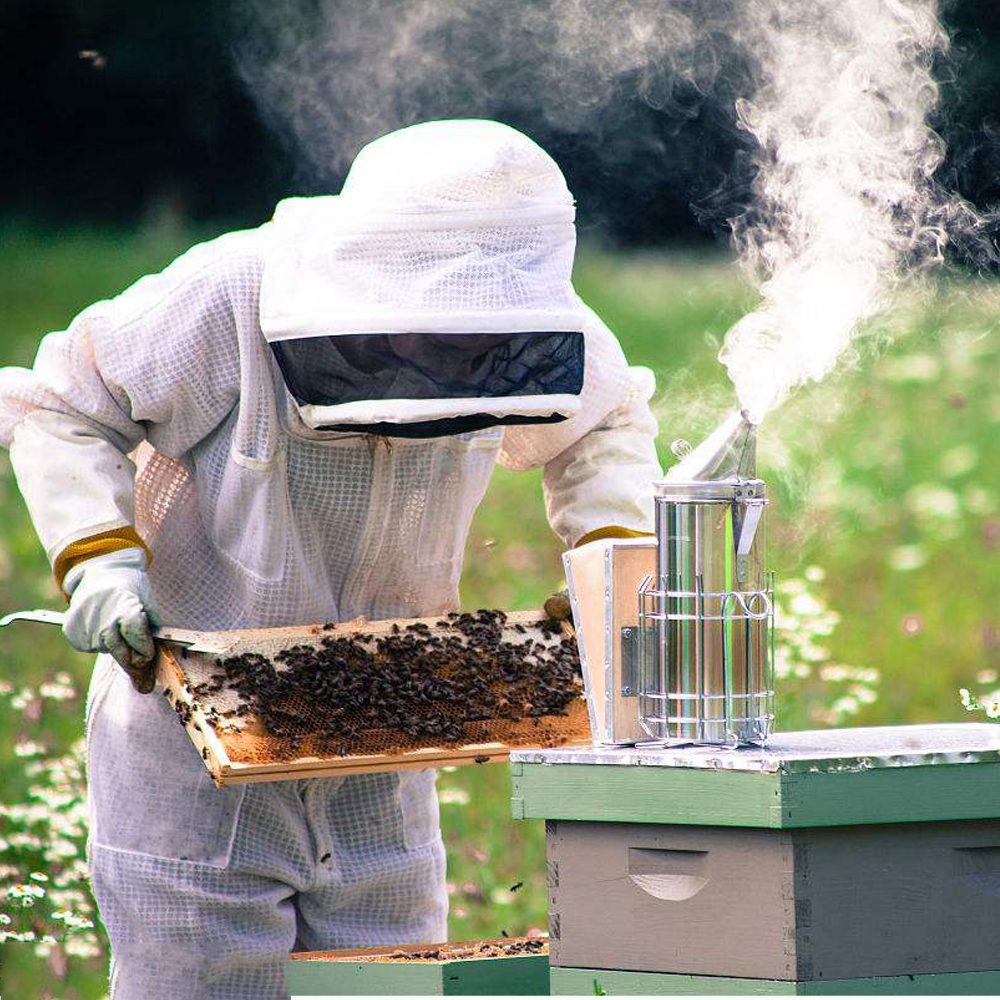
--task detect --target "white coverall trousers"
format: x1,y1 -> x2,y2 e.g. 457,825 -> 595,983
87,656 -> 446,1000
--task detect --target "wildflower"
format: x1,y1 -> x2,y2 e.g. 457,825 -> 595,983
33,937 -> 57,958
64,934 -> 101,958
889,545 -> 927,572
2,929 -> 36,942
797,642 -> 830,663
789,593 -> 823,618
820,665 -> 850,682
39,679 -> 76,701
906,483 -> 959,520
439,788 -> 470,806
10,687 -> 36,712
939,444 -> 978,479
965,486 -> 998,516
851,685 -> 878,705
830,695 -> 860,717
8,883 -> 46,902
879,353 -> 939,382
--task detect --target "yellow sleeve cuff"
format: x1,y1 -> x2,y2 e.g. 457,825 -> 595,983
573,525 -> 654,548
54,527 -> 151,599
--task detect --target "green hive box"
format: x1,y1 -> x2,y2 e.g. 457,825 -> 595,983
287,938 -> 549,996
510,724 -> 1000,991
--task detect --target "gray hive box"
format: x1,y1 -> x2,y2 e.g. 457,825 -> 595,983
510,724 -> 1000,994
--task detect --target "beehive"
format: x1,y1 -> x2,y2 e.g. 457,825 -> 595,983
512,724 -> 1000,995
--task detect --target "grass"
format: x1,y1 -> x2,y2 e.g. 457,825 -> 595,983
2,223 -> 1000,997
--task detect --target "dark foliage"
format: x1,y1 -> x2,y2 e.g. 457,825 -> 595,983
1,0 -> 997,245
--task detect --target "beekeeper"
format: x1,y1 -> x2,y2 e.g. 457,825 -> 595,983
0,119 -> 660,1000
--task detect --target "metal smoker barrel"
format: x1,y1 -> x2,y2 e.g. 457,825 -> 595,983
638,479 -> 774,746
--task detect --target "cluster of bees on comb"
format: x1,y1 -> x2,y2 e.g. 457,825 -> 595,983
181,609 -> 582,757
351,938 -> 548,963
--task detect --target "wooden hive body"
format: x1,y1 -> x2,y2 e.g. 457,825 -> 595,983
546,817 -> 1000,981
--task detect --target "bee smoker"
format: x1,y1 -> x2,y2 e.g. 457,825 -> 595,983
637,412 -> 775,747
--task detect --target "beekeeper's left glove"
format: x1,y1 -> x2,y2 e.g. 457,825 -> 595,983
63,548 -> 160,694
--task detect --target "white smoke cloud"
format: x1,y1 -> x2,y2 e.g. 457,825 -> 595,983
718,0 -> 990,422
230,0 -> 723,180
232,0 -> 996,424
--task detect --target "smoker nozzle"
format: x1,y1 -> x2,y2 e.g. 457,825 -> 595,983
665,410 -> 757,482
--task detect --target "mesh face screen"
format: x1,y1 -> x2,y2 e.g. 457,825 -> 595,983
163,610 -> 587,768
271,331 -> 585,407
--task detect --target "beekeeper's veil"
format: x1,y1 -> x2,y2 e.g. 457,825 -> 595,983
260,119 -> 586,437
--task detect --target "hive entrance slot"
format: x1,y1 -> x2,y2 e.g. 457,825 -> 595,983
627,848 -> 710,900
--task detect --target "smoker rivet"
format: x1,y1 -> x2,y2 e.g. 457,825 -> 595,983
622,628 -> 632,638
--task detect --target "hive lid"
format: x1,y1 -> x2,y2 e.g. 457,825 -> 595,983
510,724 -> 1000,828
512,723 -> 1000,773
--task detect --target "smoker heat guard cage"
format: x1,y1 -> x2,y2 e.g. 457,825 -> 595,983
637,479 -> 775,747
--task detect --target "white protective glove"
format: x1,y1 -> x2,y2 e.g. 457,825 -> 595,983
63,548 -> 160,693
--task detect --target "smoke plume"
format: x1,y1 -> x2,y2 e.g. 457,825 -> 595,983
719,0 -> 993,422
230,0 -> 737,181
232,0 -> 996,422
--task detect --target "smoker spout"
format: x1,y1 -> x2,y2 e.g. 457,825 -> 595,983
665,410 -> 757,481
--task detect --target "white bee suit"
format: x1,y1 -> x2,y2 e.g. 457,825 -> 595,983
0,120 -> 660,1000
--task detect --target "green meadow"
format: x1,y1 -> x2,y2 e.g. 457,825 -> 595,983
2,225 -> 999,997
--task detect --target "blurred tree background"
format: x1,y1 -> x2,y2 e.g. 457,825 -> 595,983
1,0 -> 998,241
